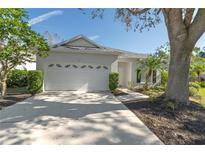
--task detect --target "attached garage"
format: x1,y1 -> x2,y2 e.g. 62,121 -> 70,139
37,35 -> 121,91
44,62 -> 109,91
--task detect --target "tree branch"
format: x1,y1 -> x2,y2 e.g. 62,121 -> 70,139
162,9 -> 170,27
126,8 -> 151,15
189,9 -> 205,46
163,9 -> 186,39
184,8 -> 195,27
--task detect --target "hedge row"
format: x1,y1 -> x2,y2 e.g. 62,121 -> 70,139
7,69 -> 43,95
7,69 -> 28,88
27,70 -> 43,95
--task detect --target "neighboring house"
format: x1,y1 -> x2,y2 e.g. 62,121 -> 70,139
29,35 -> 160,91
16,61 -> 36,70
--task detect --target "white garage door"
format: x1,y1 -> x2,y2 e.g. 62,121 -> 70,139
44,63 -> 109,91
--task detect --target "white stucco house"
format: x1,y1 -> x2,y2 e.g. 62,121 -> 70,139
27,35 -> 160,91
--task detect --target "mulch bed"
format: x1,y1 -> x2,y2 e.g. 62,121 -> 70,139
0,94 -> 31,109
122,98 -> 205,145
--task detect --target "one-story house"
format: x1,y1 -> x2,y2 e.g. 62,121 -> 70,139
28,35 -> 161,91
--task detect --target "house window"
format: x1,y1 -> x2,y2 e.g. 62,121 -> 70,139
96,65 -> 101,69
136,69 -> 141,83
88,65 -> 93,69
153,70 -> 157,83
48,64 -> 54,67
65,64 -> 71,68
72,65 -> 78,68
56,64 -> 62,68
81,65 -> 86,68
103,66 -> 108,70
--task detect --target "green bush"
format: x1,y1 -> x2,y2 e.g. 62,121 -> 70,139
109,72 -> 119,91
27,70 -> 43,95
7,69 -> 28,88
161,70 -> 168,86
189,82 -> 201,90
189,87 -> 199,96
200,82 -> 205,88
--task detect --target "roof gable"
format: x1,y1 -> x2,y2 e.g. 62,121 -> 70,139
53,35 -> 103,49
65,38 -> 98,48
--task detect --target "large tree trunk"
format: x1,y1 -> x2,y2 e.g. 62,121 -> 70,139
0,78 -> 7,97
166,46 -> 192,104
0,72 -> 8,98
162,9 -> 195,104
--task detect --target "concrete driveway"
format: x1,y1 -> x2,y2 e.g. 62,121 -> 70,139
0,91 -> 162,145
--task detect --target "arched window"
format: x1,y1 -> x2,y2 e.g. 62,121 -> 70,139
65,64 -> 70,68
48,64 -> 54,67
56,64 -> 62,68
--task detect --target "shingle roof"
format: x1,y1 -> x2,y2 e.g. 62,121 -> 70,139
52,35 -> 148,58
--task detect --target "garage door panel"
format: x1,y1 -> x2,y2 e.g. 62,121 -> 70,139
45,64 -> 109,91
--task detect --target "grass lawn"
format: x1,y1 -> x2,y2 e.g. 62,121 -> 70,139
191,88 -> 205,107
140,86 -> 205,108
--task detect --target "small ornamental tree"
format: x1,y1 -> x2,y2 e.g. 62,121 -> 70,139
0,9 -> 49,97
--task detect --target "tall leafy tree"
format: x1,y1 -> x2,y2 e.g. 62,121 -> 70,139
84,8 -> 205,104
0,9 -> 49,97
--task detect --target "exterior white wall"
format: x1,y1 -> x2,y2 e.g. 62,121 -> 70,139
111,57 -> 161,89
111,60 -> 118,72
118,62 -> 129,87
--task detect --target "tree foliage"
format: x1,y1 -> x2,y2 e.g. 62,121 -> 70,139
0,9 -> 49,97
83,8 -> 205,104
190,47 -> 205,81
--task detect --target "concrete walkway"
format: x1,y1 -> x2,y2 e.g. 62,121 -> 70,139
115,88 -> 149,102
0,91 -> 162,145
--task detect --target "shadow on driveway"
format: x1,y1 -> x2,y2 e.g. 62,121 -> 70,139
0,91 -> 162,145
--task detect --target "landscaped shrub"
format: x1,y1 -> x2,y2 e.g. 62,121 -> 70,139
161,70 -> 168,86
189,82 -> 201,90
127,81 -> 134,90
189,87 -> 199,96
200,82 -> 205,88
109,72 -> 119,91
27,70 -> 43,95
7,69 -> 28,88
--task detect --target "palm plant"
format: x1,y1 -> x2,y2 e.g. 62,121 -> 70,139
139,51 -> 168,91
